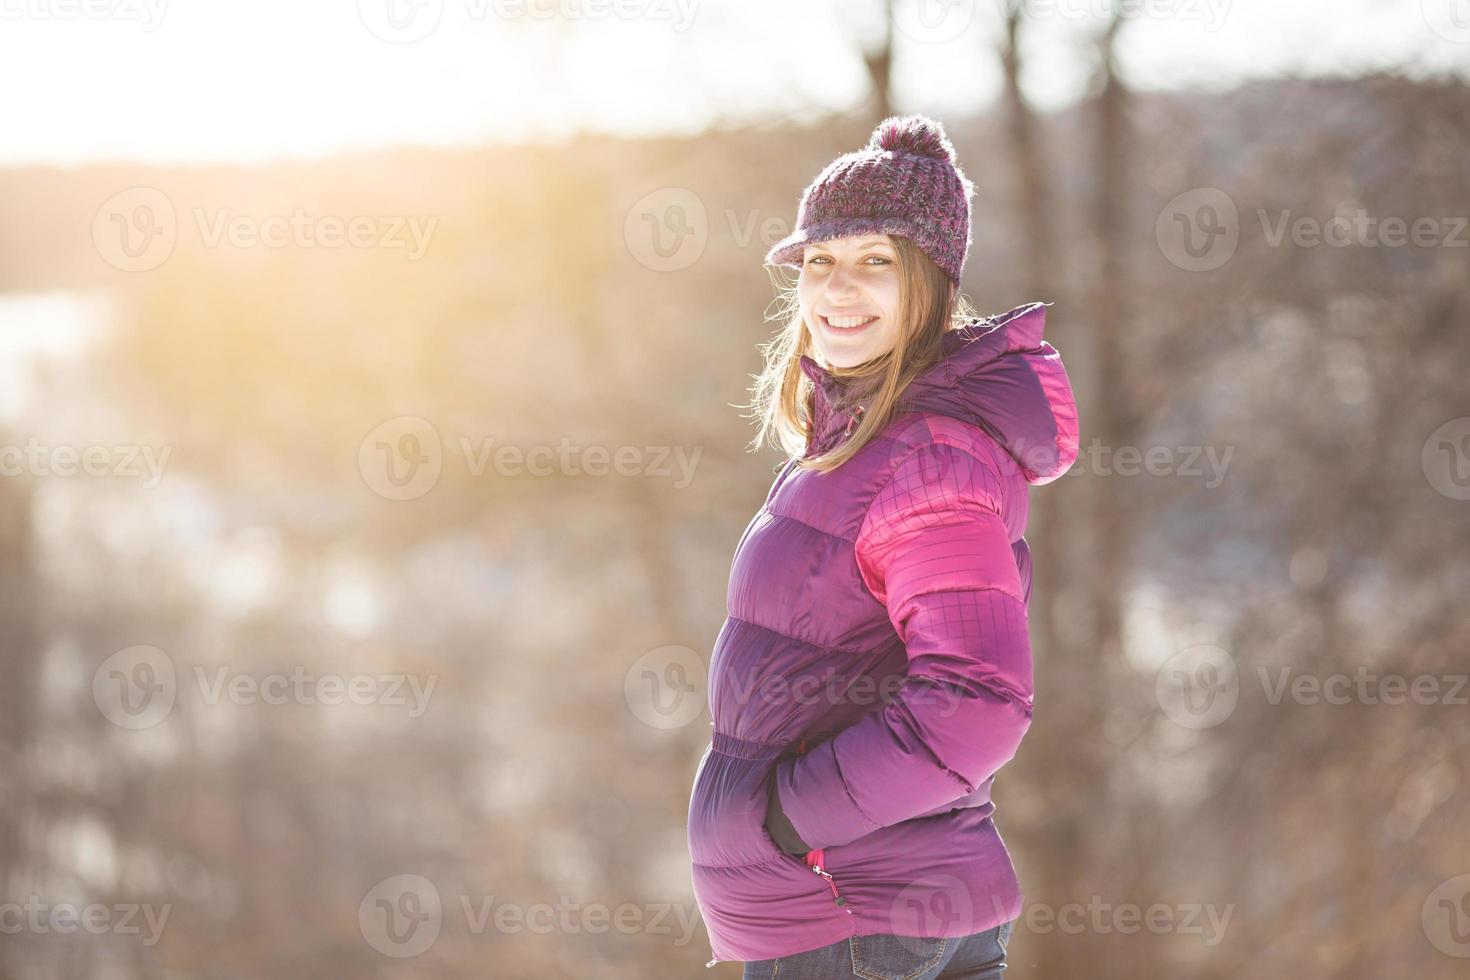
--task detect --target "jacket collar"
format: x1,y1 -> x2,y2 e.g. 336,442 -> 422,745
798,351 -> 864,458
797,302 -> 1079,483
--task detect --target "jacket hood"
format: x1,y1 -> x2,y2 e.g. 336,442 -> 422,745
799,301 -> 1079,484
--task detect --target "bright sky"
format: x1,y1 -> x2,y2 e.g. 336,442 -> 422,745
0,0 -> 1466,167
0,292 -> 112,420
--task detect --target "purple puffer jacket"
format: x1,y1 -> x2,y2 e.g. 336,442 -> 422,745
687,302 -> 1080,967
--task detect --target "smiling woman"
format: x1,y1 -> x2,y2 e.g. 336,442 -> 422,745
798,235 -> 903,368
688,114 -> 1079,976
743,115 -> 996,476
749,230 -> 980,475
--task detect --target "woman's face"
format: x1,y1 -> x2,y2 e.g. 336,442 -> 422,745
798,234 -> 902,369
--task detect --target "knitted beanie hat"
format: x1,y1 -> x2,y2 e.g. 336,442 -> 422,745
765,114 -> 975,285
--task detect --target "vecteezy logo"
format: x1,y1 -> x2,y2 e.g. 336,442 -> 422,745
359,874 -> 442,958
889,874 -> 975,954
1422,417 -> 1470,500
623,645 -> 706,729
358,416 -> 443,501
1155,644 -> 1238,729
623,188 -> 708,272
93,645 -> 177,729
893,0 -> 975,45
1421,0 -> 1470,44
92,187 -> 178,272
1422,874 -> 1470,957
357,0 -> 444,43
1156,188 -> 1239,272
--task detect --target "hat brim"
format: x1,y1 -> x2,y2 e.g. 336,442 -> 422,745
764,218 -> 926,270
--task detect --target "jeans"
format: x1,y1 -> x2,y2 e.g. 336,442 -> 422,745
740,919 -> 1015,979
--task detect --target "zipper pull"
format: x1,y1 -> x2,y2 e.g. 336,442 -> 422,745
811,864 -> 847,907
806,849 -> 848,907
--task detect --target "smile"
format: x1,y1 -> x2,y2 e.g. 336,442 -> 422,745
821,314 -> 879,331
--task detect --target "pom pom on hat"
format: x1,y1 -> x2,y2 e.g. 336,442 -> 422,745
866,115 -> 957,163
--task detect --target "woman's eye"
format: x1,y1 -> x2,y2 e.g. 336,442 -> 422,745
802,254 -> 890,266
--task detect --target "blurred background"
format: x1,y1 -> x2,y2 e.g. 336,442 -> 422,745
2,1 -> 1469,977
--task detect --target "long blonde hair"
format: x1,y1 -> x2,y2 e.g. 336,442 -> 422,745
745,235 -> 981,473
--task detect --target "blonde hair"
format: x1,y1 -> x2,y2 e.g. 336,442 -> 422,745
745,235 -> 981,474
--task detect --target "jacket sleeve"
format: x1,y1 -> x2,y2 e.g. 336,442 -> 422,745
770,436 -> 1034,850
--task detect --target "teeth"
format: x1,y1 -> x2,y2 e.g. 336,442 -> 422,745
825,315 -> 877,329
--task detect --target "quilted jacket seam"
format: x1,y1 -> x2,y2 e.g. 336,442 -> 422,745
899,582 -> 1027,610
728,615 -> 872,657
762,506 -> 857,546
824,739 -> 885,836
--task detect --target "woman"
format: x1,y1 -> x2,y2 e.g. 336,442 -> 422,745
686,115 -> 1079,979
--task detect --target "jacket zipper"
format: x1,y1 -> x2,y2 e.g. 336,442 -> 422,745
805,847 -> 848,907
792,737 -> 851,911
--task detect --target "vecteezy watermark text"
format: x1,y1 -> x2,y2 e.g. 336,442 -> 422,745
1064,439 -> 1233,488
358,416 -> 703,501
93,187 -> 438,272
193,665 -> 437,716
1157,187 -> 1469,272
357,874 -> 702,958
0,897 -> 171,946
993,895 -> 1234,947
92,645 -> 438,730
0,439 -> 171,488
1258,666 -> 1468,706
0,0 -> 168,30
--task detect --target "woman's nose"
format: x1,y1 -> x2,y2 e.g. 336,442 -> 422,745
825,264 -> 858,299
